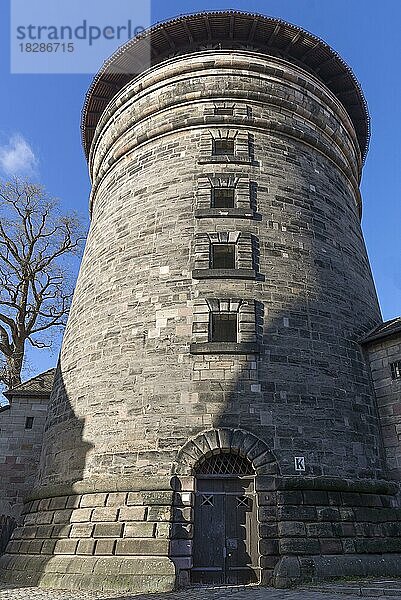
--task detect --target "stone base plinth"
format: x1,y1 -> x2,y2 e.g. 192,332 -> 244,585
0,476 -> 187,592
274,554 -> 401,588
1,475 -> 401,591
0,555 -> 176,592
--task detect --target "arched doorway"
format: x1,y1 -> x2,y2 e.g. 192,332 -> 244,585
191,452 -> 260,585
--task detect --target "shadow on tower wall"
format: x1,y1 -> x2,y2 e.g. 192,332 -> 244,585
165,277 -> 389,588
0,361 -> 92,588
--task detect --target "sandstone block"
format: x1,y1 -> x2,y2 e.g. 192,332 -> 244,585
93,522 -> 123,538
54,539 -> 78,554
119,506 -> 146,521
70,523 -> 94,538
91,507 -> 118,522
95,539 -> 116,555
49,497 -> 68,510
123,522 -> 155,538
115,538 -> 169,556
71,509 -> 93,523
106,493 -> 127,506
76,539 -> 96,555
147,506 -> 172,522
80,493 -> 107,508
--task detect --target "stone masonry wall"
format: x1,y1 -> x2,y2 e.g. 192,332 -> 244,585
365,334 -> 401,480
1,473 -> 400,590
38,51 -> 384,490
1,484 -> 177,591
0,394 -> 49,552
272,477 -> 401,587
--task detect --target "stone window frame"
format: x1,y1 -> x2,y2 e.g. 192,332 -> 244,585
203,103 -> 253,121
390,360 -> 401,380
198,129 -> 254,165
190,298 -> 261,354
194,174 -> 258,219
192,231 -> 260,280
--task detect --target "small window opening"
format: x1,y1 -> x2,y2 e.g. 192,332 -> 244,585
214,107 -> 234,116
211,244 -> 235,269
213,139 -> 234,156
211,313 -> 237,342
391,361 -> 401,380
25,417 -> 34,430
212,187 -> 235,208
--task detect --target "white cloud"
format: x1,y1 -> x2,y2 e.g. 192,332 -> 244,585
0,134 -> 38,176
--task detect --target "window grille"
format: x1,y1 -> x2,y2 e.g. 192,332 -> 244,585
211,244 -> 235,269
211,312 -> 237,342
213,139 -> 234,156
212,187 -> 235,208
391,361 -> 401,380
196,453 -> 254,475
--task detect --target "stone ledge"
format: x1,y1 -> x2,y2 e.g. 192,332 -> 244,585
25,476 -> 174,502
276,476 -> 399,496
189,342 -> 260,354
194,208 -> 260,219
192,268 -> 257,280
198,156 -> 255,165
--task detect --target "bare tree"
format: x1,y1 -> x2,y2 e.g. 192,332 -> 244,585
0,178 -> 86,390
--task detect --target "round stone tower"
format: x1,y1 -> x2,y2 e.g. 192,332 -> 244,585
2,11 -> 401,592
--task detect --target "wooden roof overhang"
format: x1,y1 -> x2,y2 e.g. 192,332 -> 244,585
81,11 -> 370,162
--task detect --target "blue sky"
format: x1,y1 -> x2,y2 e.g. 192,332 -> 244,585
0,0 -> 400,380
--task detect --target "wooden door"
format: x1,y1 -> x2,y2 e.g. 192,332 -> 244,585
191,476 -> 259,585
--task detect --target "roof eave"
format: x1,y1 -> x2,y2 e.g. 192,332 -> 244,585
81,10 -> 370,163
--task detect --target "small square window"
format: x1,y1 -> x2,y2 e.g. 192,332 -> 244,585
391,361 -> 401,380
211,313 -> 237,342
211,244 -> 235,269
212,187 -> 235,208
213,139 -> 234,156
214,107 -> 234,116
25,417 -> 34,430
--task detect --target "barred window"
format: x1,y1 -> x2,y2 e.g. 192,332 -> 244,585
211,244 -> 235,269
212,187 -> 235,208
211,313 -> 237,342
213,139 -> 234,156
391,361 -> 401,380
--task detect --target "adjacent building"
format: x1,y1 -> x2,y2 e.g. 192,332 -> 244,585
0,371 -> 54,553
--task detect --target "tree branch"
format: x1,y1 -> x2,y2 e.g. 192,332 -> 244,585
0,177 -> 86,384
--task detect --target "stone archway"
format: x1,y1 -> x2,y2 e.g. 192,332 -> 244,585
173,427 -> 279,476
171,428 -> 279,587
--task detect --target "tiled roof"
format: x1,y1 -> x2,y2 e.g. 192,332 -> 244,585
361,317 -> 401,345
3,369 -> 55,400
